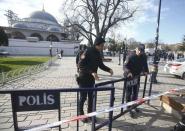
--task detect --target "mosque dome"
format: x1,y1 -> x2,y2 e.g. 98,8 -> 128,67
29,11 -> 58,24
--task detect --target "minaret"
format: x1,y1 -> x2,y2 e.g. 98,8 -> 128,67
42,3 -> 45,12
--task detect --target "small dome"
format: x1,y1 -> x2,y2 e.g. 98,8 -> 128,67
29,11 -> 58,23
13,23 -> 28,28
47,26 -> 61,32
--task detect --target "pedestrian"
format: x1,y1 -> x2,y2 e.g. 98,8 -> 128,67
123,44 -> 149,118
49,48 -> 52,57
77,36 -> 113,123
164,52 -> 167,61
60,49 -> 63,58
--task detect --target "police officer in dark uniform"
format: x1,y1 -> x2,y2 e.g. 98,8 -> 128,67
123,44 -> 148,118
77,37 -> 113,122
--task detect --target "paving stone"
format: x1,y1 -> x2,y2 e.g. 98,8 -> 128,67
0,57 -> 184,131
26,114 -> 42,121
0,122 -> 13,129
2,108 -> 12,113
41,113 -> 58,119
0,129 -> 14,131
30,119 -> 48,127
18,121 -> 31,128
0,118 -> 10,124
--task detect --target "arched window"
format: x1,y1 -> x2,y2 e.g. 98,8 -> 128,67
12,31 -> 26,39
30,33 -> 43,41
46,34 -> 59,42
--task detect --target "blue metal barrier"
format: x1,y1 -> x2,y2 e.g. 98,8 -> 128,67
94,74 -> 151,130
0,74 -> 153,131
0,87 -> 115,131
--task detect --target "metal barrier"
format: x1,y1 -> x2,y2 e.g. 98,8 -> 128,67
0,87 -> 115,131
0,74 -> 152,131
93,74 -> 151,130
0,56 -> 57,86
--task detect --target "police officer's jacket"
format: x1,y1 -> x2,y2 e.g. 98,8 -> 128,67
76,50 -> 84,65
123,52 -> 149,77
78,47 -> 111,74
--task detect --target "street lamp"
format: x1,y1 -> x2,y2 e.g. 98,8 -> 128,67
118,46 -> 121,65
151,0 -> 162,84
123,38 -> 127,64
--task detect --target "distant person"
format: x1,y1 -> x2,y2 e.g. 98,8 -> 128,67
164,52 -> 167,61
49,48 -> 52,57
77,37 -> 113,123
60,49 -> 63,58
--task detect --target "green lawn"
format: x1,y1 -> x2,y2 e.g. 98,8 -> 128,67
0,57 -> 50,73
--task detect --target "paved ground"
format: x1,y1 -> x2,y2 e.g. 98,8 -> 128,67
0,57 -> 185,131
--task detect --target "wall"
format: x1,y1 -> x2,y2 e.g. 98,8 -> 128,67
0,39 -> 80,56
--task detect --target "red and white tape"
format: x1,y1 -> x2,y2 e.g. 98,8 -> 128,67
26,87 -> 185,131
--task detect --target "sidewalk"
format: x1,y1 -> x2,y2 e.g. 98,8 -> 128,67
0,57 -> 185,131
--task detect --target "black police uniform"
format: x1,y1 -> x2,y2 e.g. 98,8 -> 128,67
123,52 -> 148,103
78,47 -> 111,115
76,50 -> 85,72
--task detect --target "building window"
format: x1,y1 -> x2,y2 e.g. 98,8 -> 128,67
46,34 -> 59,42
12,31 -> 26,39
30,33 -> 43,41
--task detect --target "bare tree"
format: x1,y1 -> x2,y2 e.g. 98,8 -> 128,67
0,27 -> 8,46
177,35 -> 185,51
63,0 -> 137,46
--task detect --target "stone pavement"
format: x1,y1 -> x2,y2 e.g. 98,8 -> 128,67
0,57 -> 185,131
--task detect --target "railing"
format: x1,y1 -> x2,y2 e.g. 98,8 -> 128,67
92,74 -> 149,131
0,56 -> 57,86
0,87 -> 115,131
0,74 -> 152,131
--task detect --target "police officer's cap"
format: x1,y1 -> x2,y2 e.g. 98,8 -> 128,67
94,37 -> 105,46
137,44 -> 145,53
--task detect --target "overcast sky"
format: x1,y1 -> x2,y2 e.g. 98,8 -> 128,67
0,0 -> 184,44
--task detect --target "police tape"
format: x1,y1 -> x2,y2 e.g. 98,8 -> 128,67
25,87 -> 185,131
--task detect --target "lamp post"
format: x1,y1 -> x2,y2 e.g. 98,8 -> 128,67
151,0 -> 162,84
118,47 -> 121,65
123,38 -> 127,65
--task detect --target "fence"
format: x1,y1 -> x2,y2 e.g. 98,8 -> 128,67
0,87 -> 115,131
0,56 -> 57,86
0,74 -> 151,131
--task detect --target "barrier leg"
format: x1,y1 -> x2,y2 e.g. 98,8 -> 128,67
11,94 -> 18,131
142,75 -> 148,98
91,89 -> 97,131
58,96 -> 61,131
121,79 -> 127,113
148,74 -> 153,104
108,85 -> 115,131
77,92 -> 79,131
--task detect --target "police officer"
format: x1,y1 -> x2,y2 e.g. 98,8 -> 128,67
78,37 -> 113,122
123,44 -> 148,118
